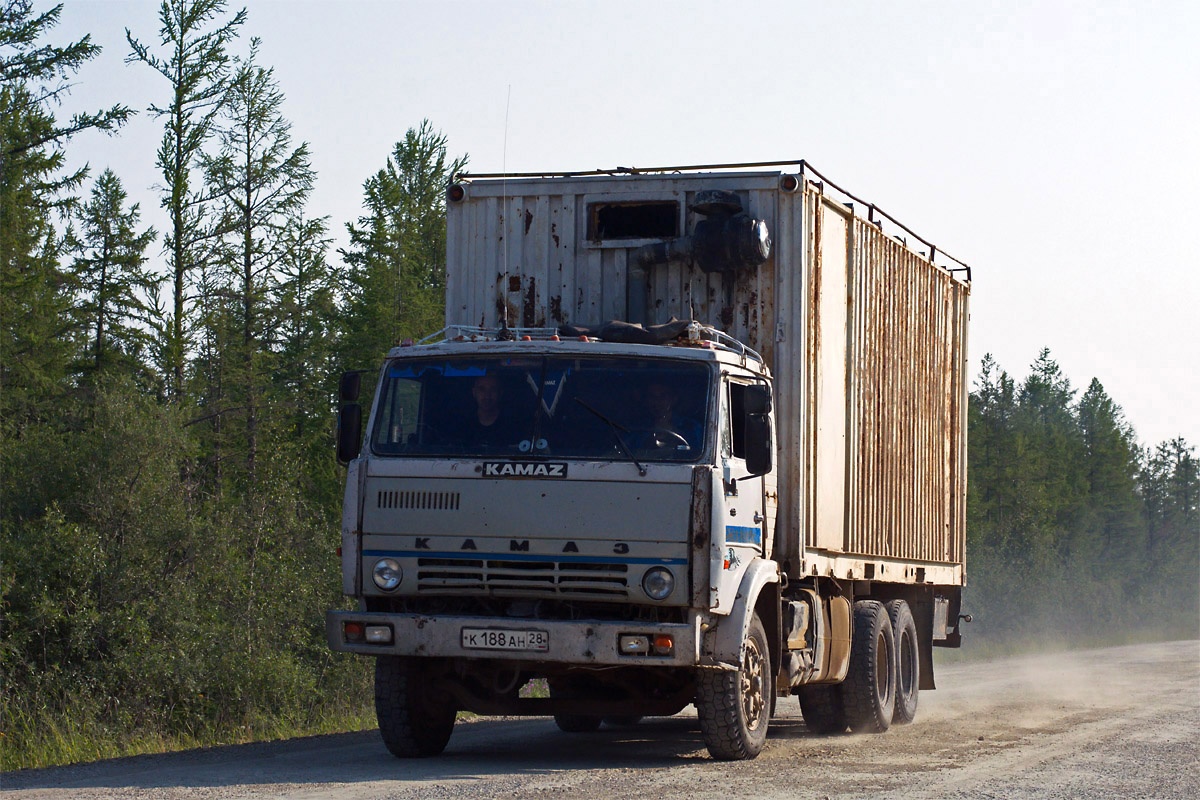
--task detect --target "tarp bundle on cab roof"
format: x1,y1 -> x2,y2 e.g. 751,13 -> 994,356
558,318 -> 692,345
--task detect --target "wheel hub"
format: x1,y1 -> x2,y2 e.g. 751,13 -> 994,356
741,637 -> 766,731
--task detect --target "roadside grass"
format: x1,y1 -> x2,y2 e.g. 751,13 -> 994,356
0,694 -> 375,773
2,677 -> 553,771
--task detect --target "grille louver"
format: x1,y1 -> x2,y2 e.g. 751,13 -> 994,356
377,490 -> 461,511
417,557 -> 628,598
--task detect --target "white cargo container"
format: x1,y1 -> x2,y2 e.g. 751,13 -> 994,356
328,161 -> 971,761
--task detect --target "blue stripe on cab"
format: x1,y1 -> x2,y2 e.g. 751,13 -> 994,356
725,526 -> 762,545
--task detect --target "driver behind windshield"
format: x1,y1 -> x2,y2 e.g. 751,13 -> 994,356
462,373 -> 516,449
643,381 -> 702,449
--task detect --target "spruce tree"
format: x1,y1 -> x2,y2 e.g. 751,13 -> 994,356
1142,438 -> 1200,628
1,0 -> 131,420
273,215 -> 338,501
339,121 -> 467,370
1017,349 -> 1088,548
1075,379 -> 1142,585
69,168 -> 158,380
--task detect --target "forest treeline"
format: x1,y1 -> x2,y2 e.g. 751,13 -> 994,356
2,0 -> 1197,772
965,353 -> 1197,645
1,0 -> 464,769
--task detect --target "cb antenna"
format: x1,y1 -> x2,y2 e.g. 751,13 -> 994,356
499,84 -> 513,338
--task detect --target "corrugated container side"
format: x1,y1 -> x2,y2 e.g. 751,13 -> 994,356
808,203 -> 968,568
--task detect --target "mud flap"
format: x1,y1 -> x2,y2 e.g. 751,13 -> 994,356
701,558 -> 780,670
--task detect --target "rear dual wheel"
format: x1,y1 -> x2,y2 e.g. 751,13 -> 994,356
603,715 -> 644,727
886,599 -> 919,725
798,682 -> 847,733
549,680 -> 603,732
798,599 -> 920,735
842,600 -> 896,733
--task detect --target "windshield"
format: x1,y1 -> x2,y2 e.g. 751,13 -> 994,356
371,355 -> 712,462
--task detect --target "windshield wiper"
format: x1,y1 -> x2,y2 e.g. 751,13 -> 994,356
574,398 -> 646,476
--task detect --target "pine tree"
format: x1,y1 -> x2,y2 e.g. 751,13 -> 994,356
968,354 -> 1019,531
201,38 -> 315,482
338,120 -> 467,370
1142,437 -> 1200,629
69,168 -> 158,381
126,0 -> 245,400
1076,380 -> 1142,565
1017,349 -> 1088,543
273,215 -> 339,502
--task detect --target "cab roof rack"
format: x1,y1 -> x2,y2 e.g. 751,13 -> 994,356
413,323 -> 763,365
416,325 -> 560,344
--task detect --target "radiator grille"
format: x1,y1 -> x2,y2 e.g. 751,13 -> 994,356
416,557 -> 628,598
377,490 -> 460,510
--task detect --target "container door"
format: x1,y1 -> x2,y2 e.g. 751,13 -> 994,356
813,201 -> 849,552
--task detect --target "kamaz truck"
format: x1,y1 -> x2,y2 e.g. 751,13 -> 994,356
326,161 -> 971,760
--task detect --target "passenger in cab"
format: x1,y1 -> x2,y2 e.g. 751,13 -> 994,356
643,381 -> 702,450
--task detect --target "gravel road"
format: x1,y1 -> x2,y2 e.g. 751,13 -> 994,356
4,639 -> 1197,799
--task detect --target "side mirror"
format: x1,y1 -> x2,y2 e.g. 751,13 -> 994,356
744,415 -> 772,477
337,403 -> 362,465
745,384 -> 772,415
339,371 -> 362,403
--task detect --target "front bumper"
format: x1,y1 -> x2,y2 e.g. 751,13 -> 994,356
326,610 -> 702,667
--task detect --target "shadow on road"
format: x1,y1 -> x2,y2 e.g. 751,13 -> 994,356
3,714 -> 829,792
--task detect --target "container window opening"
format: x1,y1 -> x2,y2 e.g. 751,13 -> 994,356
588,201 -> 679,241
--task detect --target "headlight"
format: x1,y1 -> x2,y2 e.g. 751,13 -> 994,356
372,558 -> 403,591
641,567 -> 675,601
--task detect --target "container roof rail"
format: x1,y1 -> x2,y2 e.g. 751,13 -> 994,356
455,158 -> 972,284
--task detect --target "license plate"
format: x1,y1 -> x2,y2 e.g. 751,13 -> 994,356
461,627 -> 549,652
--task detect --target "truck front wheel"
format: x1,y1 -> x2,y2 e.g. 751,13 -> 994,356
375,656 -> 457,757
696,613 -> 772,760
841,600 -> 896,733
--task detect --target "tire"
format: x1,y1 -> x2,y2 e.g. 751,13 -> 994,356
549,680 -> 602,733
696,613 -> 772,760
603,716 -> 644,727
375,656 -> 457,757
797,683 -> 847,734
885,599 -> 919,725
841,600 -> 896,733
554,713 -> 602,732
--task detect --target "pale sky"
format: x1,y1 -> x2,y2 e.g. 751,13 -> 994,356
48,0 -> 1200,448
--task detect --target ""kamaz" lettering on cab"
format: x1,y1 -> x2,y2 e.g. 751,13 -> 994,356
482,462 -> 568,479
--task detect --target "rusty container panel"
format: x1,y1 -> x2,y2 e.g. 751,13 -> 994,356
446,173 -> 782,353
